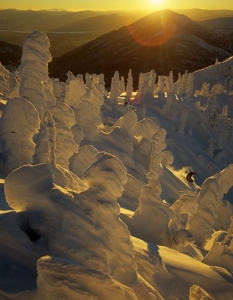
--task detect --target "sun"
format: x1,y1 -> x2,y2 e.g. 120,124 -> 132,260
150,0 -> 165,8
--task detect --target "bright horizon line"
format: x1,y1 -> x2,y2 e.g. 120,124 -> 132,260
1,7 -> 233,12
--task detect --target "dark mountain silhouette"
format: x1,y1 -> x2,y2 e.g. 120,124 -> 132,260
53,13 -> 141,33
0,9 -> 145,57
0,41 -> 21,69
174,8 -> 233,21
49,10 -> 232,88
198,17 -> 233,53
0,9 -> 99,31
0,9 -> 144,32
198,17 -> 233,30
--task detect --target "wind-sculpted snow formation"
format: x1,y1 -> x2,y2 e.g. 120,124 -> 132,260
0,97 -> 40,174
33,104 -> 78,167
0,31 -> 233,299
19,31 -> 55,118
187,165 -> 233,246
4,154 -> 155,300
121,128 -> 174,246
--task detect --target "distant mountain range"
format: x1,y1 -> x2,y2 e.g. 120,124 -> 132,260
199,16 -> 233,30
0,9 -> 233,87
1,8 -> 233,31
49,10 -> 233,87
0,9 -> 101,31
175,8 -> 233,21
0,9 -> 145,56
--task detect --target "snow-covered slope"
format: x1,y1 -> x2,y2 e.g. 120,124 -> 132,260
0,31 -> 233,300
192,56 -> 233,90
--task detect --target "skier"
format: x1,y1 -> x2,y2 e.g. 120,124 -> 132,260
186,171 -> 197,183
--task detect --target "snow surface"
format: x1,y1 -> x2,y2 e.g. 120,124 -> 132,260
0,30 -> 233,299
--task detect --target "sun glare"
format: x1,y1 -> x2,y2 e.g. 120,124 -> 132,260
150,0 -> 165,9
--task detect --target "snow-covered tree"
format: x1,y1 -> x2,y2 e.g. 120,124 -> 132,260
34,103 -> 78,169
19,31 -> 52,118
147,69 -> 157,95
200,82 -> 210,97
157,75 -> 165,94
45,111 -> 56,165
137,72 -> 147,95
85,72 -> 92,91
72,99 -> 101,143
64,74 -> 87,107
164,75 -> 173,95
52,78 -> 66,105
211,83 -> 224,95
0,97 -> 40,174
128,128 -> 173,246
187,164 -> 233,246
126,69 -> 133,99
109,71 -> 120,105
119,76 -> 125,94
204,95 -> 220,130
185,72 -> 194,99
176,70 -> 189,97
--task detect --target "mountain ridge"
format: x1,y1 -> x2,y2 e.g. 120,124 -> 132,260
49,10 -> 232,87
1,9 -> 233,86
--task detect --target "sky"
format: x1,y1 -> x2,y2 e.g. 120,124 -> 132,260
1,0 -> 233,11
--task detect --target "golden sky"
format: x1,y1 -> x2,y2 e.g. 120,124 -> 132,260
1,0 -> 233,11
